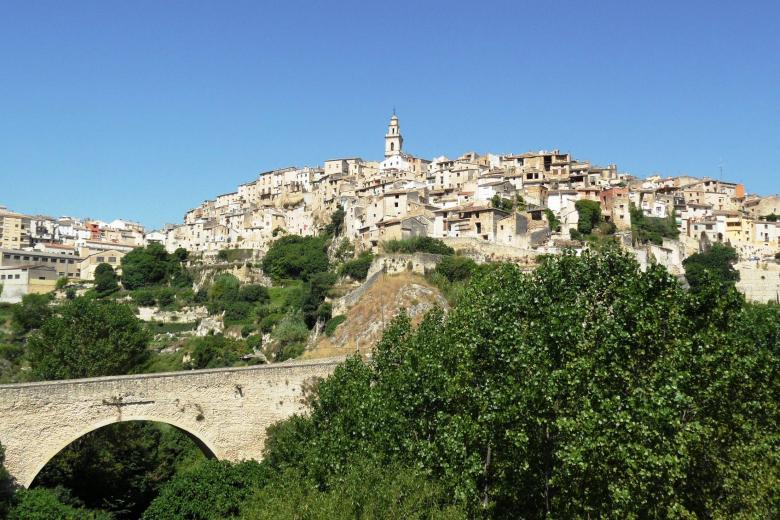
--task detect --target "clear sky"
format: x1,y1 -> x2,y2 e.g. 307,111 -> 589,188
1,0 -> 778,229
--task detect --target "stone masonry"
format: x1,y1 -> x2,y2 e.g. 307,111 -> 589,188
0,359 -> 339,487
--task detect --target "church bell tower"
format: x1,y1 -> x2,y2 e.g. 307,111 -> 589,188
384,113 -> 403,158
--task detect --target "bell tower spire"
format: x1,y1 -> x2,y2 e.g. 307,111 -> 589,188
384,113 -> 403,158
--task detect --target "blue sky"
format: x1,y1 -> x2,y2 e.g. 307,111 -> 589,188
1,0 -> 778,229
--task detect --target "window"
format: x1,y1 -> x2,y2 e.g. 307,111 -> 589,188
60,259 -> 66,263
0,275 -> 4,279
14,274 -> 20,279
22,256 -> 29,260
97,256 -> 105,262
108,257 -> 116,263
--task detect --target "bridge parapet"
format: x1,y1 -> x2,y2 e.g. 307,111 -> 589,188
0,359 -> 340,487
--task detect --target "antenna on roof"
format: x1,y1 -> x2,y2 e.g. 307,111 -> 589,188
392,106 -> 396,116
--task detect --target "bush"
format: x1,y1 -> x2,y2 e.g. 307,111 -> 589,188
222,301 -> 253,323
188,335 -> 248,369
597,221 -> 617,235
383,236 -> 455,255
262,235 -> 329,281
435,255 -> 477,282
569,228 -> 583,241
245,334 -> 262,351
544,208 -> 560,232
341,251 -> 374,281
317,302 -> 333,323
323,315 -> 346,337
55,277 -> 68,290
65,287 -> 77,300
241,324 -> 256,338
271,314 -> 309,361
11,293 -> 52,335
683,243 -> 739,292
630,204 -> 680,245
132,289 -> 157,307
208,273 -> 240,303
575,200 -> 602,235
156,288 -> 176,309
259,313 -> 283,334
239,284 -> 269,303
143,460 -> 268,520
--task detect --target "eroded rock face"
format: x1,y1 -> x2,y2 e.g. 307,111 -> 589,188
308,273 -> 448,359
195,315 -> 224,336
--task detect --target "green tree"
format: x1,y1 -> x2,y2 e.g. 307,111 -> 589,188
173,247 -> 189,262
207,273 -> 240,303
238,284 -> 269,303
94,263 -> 119,297
27,297 -> 150,380
341,251 -> 374,281
324,205 -> 345,237
10,293 -> 52,335
630,203 -> 680,244
258,246 -> 780,518
683,243 -> 739,292
490,194 -> 514,212
121,243 -> 181,290
261,235 -> 329,282
574,199 -> 601,234
142,460 -> 268,520
7,488 -> 111,520
188,335 -> 249,369
34,422 -> 205,519
435,255 -> 477,282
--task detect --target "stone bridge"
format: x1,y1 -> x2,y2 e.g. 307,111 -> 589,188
0,359 -> 339,487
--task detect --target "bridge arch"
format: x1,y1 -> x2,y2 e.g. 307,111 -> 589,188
26,415 -> 221,489
0,359 -> 339,489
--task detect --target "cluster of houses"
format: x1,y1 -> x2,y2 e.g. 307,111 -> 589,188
2,114 -> 778,302
163,115 -> 780,261
0,209 -> 146,302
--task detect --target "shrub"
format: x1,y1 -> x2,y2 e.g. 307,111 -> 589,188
55,277 -> 68,290
569,228 -> 583,241
317,302 -> 333,322
223,301 -> 253,323
241,324 -> 256,338
629,204 -> 680,245
341,251 -> 374,281
383,236 -> 454,255
544,208 -> 560,232
156,288 -> 176,309
683,243 -> 739,292
132,289 -> 157,307
435,255 -> 477,282
208,273 -> 240,303
323,315 -> 346,337
245,334 -> 263,351
259,313 -> 283,334
262,235 -> 329,281
65,287 -> 77,300
239,284 -> 269,303
575,200 -> 602,235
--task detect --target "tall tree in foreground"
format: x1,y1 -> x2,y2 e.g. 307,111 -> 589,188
256,246 -> 780,518
27,297 -> 150,380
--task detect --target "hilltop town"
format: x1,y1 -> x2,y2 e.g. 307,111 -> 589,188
2,114 -> 780,303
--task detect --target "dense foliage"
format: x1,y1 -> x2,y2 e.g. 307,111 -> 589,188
340,251 -> 374,281
574,199 -> 602,234
27,297 -> 150,380
434,255 -> 478,282
261,235 -> 329,282
683,243 -> 740,292
0,442 -> 13,518
34,422 -> 205,518
630,203 -> 680,244
94,263 -> 119,296
142,460 -> 267,520
242,247 -> 780,518
121,243 -> 191,290
383,236 -> 455,255
7,488 -> 111,520
324,205 -> 345,237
